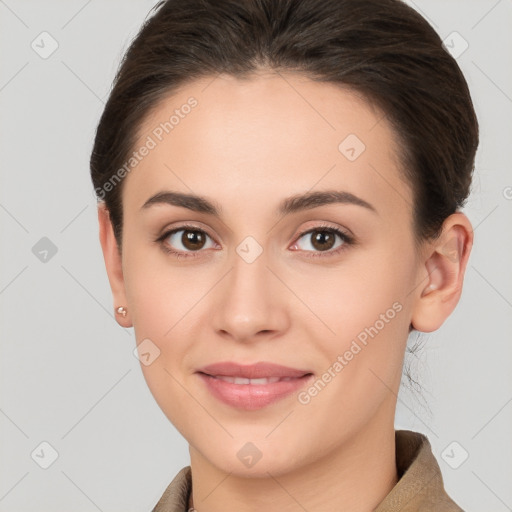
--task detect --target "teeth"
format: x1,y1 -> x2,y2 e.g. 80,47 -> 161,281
215,376 -> 286,385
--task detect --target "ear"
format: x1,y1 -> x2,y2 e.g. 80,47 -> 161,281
97,203 -> 132,328
411,212 -> 473,332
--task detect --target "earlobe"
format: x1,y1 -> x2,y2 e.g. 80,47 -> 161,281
97,203 -> 132,328
411,213 -> 473,332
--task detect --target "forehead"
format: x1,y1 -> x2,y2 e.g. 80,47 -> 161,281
124,71 -> 411,222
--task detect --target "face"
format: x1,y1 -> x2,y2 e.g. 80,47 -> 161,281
99,71 -> 468,477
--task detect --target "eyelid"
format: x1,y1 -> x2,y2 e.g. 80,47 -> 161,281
157,221 -> 215,239
293,220 -> 353,240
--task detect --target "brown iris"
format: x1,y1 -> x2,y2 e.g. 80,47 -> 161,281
309,230 -> 336,251
181,229 -> 206,251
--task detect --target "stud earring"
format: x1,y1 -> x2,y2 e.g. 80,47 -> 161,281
116,306 -> 127,318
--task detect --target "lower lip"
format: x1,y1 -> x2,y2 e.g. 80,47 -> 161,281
197,373 -> 314,410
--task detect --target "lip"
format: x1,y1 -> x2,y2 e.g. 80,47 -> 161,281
196,361 -> 314,410
197,361 -> 312,379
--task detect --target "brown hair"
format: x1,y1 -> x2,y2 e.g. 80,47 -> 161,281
90,0 -> 479,248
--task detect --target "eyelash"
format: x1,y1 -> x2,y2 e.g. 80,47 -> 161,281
156,222 -> 354,260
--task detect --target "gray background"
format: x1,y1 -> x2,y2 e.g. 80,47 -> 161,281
1,0 -> 511,510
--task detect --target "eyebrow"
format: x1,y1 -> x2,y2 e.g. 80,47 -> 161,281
141,189 -> 377,216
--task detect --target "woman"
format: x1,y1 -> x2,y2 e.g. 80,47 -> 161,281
90,0 -> 478,510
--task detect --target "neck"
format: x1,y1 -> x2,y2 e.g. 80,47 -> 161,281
188,418 -> 398,512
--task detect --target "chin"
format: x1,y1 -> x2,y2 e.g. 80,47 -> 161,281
203,440 -> 305,479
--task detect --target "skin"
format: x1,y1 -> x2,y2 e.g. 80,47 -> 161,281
98,70 -> 473,512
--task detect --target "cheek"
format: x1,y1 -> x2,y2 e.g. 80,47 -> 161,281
122,242 -> 213,375
291,248 -> 413,399
288,280 -> 409,446
122,254 -> 200,430
122,238 -> 186,335
291,248 -> 412,337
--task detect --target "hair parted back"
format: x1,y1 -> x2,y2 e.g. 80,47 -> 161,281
90,0 -> 479,248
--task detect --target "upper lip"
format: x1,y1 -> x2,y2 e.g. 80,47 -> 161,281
196,361 -> 313,379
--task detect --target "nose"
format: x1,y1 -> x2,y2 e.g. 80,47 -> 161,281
211,248 -> 290,343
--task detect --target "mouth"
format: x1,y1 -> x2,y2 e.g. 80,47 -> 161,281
196,360 -> 313,380
195,361 -> 314,410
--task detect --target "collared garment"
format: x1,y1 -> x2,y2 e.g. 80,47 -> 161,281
151,430 -> 463,512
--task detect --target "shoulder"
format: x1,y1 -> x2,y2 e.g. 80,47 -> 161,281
375,430 -> 464,512
151,466 -> 192,512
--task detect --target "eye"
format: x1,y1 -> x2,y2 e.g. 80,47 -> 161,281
290,224 -> 353,258
157,224 -> 217,258
156,222 -> 354,260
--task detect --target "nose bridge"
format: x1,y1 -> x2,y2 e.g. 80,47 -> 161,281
211,237 -> 287,339
228,241 -> 273,315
